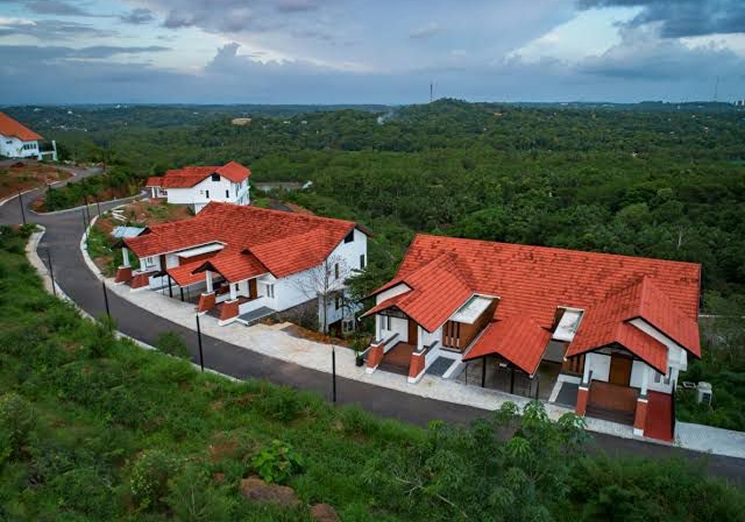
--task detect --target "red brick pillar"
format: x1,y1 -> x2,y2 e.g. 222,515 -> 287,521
219,299 -> 240,324
130,271 -> 152,289
576,385 -> 590,416
366,342 -> 384,373
633,396 -> 648,437
115,265 -> 132,284
408,352 -> 426,383
197,292 -> 216,314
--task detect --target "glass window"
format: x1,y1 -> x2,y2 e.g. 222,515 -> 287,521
344,230 -> 354,243
211,173 -> 220,182
359,254 -> 366,269
205,190 -> 210,199
334,263 -> 339,279
225,190 -> 229,198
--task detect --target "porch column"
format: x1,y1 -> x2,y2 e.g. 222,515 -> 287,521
634,365 -> 650,437
205,270 -> 214,293
229,282 -> 237,301
576,357 -> 592,416
115,246 -> 133,284
375,314 -> 382,341
417,325 -> 425,353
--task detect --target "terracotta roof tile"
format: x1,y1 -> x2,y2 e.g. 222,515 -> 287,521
167,258 -> 209,287
0,112 -> 43,141
146,176 -> 163,187
156,162 -> 250,189
369,234 -> 701,369
125,202 -> 361,280
193,251 -> 267,283
463,317 -> 552,375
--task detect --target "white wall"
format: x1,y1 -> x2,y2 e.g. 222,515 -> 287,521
165,175 -> 250,212
381,316 -> 409,343
0,134 -> 39,159
376,283 -> 411,305
586,352 -> 611,382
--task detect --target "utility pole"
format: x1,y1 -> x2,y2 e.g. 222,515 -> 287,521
332,345 -> 337,403
46,249 -> 57,297
101,280 -> 112,329
17,190 -> 26,225
196,314 -> 205,372
430,81 -> 433,103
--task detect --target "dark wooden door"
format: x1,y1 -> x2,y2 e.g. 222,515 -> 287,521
609,353 -> 633,386
408,320 -> 418,346
249,279 -> 257,299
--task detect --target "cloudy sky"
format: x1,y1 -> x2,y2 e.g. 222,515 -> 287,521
1,0 -> 744,104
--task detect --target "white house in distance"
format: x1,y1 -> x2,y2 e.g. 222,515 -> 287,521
117,202 -> 368,333
363,234 -> 701,442
145,161 -> 250,213
0,112 -> 57,161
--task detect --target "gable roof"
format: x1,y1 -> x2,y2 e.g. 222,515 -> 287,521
463,316 -> 552,375
369,234 -> 701,370
193,251 -> 268,283
145,161 -> 251,189
0,112 -> 43,141
124,202 -> 362,280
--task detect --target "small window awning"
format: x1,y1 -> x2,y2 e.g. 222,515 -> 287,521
111,226 -> 145,239
449,296 -> 494,324
553,309 -> 583,342
176,243 -> 224,258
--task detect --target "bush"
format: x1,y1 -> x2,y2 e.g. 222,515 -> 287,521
166,465 -> 234,522
156,331 -> 190,359
251,440 -> 304,485
0,393 -> 36,463
130,449 -> 181,511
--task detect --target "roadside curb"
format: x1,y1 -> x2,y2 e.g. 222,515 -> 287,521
27,224 -> 238,383
29,191 -> 145,216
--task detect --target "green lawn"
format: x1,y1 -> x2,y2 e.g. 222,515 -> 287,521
1,224 -> 744,522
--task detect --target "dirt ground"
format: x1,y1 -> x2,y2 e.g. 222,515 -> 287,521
96,199 -> 193,232
0,162 -> 72,200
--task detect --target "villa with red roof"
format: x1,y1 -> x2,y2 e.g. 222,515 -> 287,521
145,161 -> 250,213
0,112 -> 57,161
363,234 -> 701,441
117,202 -> 368,331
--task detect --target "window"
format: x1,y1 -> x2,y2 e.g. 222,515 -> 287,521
225,190 -> 229,198
344,230 -> 354,243
654,372 -> 662,384
266,284 -> 275,298
342,319 -> 355,333
235,185 -> 239,196
359,254 -> 366,269
205,190 -> 210,199
144,256 -> 156,267
385,316 -> 391,330
335,296 -> 341,310
334,263 -> 339,279
211,173 -> 220,182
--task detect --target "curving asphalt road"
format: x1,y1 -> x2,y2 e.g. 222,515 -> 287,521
2,169 -> 744,485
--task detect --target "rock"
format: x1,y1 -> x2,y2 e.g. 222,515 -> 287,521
239,477 -> 301,508
310,503 -> 340,522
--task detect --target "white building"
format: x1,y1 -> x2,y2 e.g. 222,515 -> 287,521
145,161 -> 250,213
118,202 -> 368,333
0,112 -> 57,161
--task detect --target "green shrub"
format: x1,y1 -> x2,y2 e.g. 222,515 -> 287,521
0,393 -> 36,463
251,440 -> 304,485
130,449 -> 181,511
155,331 -> 190,359
166,465 -> 234,522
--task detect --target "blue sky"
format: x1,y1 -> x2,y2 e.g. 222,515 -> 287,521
1,0 -> 744,104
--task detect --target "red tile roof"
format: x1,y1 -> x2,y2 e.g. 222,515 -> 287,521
124,202 -> 361,280
153,162 -> 251,189
369,234 -> 701,370
167,258 -> 210,287
565,277 -> 699,370
193,251 -> 267,283
0,112 -> 43,141
463,316 -> 552,375
362,253 -> 473,332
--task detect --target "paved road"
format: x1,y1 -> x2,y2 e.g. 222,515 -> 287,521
2,175 -> 744,485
